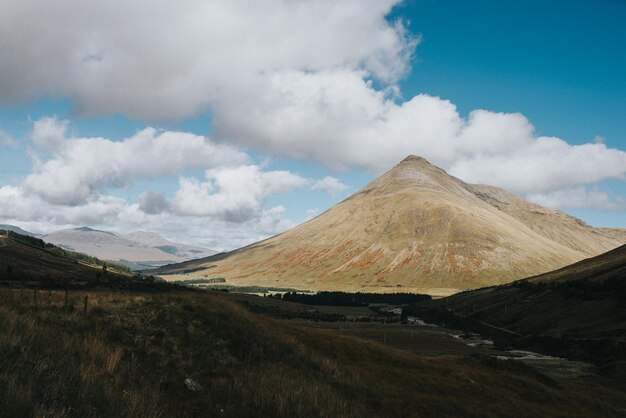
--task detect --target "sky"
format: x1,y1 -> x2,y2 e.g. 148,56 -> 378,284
0,0 -> 625,251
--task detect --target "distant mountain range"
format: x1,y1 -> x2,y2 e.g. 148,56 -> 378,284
39,227 -> 217,270
0,224 -> 37,237
155,155 -> 626,295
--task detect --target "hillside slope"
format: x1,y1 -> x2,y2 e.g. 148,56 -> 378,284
1,288 -> 625,417
408,244 -> 626,372
156,156 -> 626,295
421,244 -> 626,338
0,233 -> 125,287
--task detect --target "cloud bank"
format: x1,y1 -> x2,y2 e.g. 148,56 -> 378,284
0,0 -> 624,246
3,0 -> 623,196
0,118 -> 349,250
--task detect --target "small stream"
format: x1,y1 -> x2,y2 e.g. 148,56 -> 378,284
408,316 -> 595,380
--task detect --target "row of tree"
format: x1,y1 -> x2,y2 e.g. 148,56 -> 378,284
271,291 -> 431,307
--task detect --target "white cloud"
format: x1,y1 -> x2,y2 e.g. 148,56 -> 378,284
0,183 -> 298,251
215,68 -> 626,194
0,130 -> 18,149
1,124 -> 321,249
311,176 -> 349,196
0,185 -> 130,226
31,117 -> 69,151
305,208 -> 320,221
200,47 -> 626,194
0,0 -> 413,119
2,0 -> 624,199
527,187 -> 626,211
172,165 -> 308,221
450,138 -> 626,194
1,0 -> 626,246
138,191 -> 171,215
24,117 -> 247,205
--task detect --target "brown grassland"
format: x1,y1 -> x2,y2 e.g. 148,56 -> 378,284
1,287 -> 626,417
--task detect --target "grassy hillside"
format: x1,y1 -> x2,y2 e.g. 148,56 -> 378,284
1,288 -> 625,417
0,232 -> 169,291
406,244 -> 626,373
2,231 -> 625,416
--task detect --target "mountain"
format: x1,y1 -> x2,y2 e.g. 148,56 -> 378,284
122,231 -> 217,260
155,156 -> 626,295
42,227 -> 216,269
0,224 -> 37,237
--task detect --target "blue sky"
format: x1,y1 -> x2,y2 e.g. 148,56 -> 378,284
0,0 -> 625,249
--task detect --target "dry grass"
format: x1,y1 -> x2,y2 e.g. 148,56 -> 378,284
1,288 -> 625,417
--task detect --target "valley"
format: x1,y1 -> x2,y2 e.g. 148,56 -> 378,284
1,228 -> 625,416
2,3 -> 625,417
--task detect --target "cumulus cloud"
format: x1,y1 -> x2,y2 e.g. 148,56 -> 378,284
450,138 -> 626,194
1,0 -> 625,246
138,191 -> 171,215
0,120 -> 322,249
0,184 -> 293,250
31,117 -> 69,151
311,176 -> 349,196
527,187 -> 626,211
215,70 -> 626,194
0,130 -> 18,149
2,0 -> 624,198
24,117 -> 247,205
305,208 -> 321,221
172,165 -> 308,221
0,0 -> 413,119
0,185 -> 131,226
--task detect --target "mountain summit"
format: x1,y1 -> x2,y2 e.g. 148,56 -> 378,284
157,156 -> 626,295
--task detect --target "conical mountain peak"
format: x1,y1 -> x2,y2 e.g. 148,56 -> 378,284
400,154 -> 430,164
373,155 -> 462,193
394,155 -> 441,172
390,155 -> 449,176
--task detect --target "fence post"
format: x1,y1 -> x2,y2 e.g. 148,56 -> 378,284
33,289 -> 37,307
48,290 -> 52,306
84,295 -> 88,314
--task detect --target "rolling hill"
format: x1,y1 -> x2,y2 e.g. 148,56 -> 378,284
0,232 -> 127,287
155,156 -> 626,295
